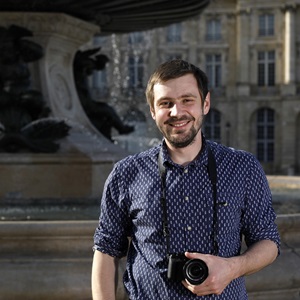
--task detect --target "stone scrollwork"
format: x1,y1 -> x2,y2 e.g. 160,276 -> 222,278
49,64 -> 73,112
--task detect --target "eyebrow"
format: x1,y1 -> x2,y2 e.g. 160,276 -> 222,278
156,93 -> 198,103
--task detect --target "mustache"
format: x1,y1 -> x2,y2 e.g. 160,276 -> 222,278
164,116 -> 194,125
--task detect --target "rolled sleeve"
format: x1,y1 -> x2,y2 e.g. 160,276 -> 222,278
93,163 -> 131,258
242,157 -> 280,252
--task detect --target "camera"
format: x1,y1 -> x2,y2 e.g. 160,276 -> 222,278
167,253 -> 208,285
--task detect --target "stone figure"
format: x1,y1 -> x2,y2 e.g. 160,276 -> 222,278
0,25 -> 70,153
74,48 -> 134,141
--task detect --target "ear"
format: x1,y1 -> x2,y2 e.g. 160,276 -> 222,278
203,92 -> 210,115
150,106 -> 156,120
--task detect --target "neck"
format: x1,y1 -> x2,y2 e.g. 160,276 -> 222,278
166,135 -> 203,166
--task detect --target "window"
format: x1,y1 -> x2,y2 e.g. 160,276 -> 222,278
258,14 -> 274,36
258,51 -> 275,86
128,55 -> 144,88
256,108 -> 275,162
128,32 -> 144,44
206,54 -> 222,88
166,53 -> 182,61
206,19 -> 221,41
166,23 -> 182,43
204,109 -> 221,143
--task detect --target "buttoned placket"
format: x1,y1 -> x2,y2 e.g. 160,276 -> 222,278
183,166 -> 193,233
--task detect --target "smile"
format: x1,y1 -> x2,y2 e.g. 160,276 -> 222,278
171,121 -> 189,127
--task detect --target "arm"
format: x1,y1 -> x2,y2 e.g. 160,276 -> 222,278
91,250 -> 116,300
183,239 -> 278,296
234,239 -> 277,276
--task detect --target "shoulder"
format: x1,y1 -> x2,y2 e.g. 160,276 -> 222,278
113,145 -> 160,175
208,141 -> 264,174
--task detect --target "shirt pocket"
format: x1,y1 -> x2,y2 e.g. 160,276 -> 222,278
216,192 -> 244,236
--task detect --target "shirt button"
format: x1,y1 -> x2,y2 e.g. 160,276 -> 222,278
187,226 -> 192,231
185,196 -> 189,201
184,169 -> 188,174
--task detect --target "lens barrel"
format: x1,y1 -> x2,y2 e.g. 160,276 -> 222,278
183,258 -> 208,285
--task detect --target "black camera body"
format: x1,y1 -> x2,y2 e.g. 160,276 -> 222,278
167,253 -> 209,285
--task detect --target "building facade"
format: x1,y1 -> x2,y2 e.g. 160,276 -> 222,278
88,0 -> 300,175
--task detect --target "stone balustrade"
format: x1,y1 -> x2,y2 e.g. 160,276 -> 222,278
0,214 -> 299,299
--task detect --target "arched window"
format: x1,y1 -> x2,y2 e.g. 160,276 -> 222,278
204,109 -> 221,143
256,108 -> 275,162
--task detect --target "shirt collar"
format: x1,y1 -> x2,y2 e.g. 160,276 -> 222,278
160,134 -> 209,168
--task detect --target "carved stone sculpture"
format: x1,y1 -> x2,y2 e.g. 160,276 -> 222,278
74,48 -> 134,141
0,25 -> 70,153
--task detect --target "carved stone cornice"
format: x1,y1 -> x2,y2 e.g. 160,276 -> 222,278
281,4 -> 298,13
0,12 -> 99,44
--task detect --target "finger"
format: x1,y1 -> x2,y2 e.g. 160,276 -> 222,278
182,280 -> 213,296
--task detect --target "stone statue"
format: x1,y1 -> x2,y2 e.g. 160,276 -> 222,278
0,25 -> 70,153
74,48 -> 134,141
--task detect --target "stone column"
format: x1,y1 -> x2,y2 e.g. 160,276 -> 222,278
236,9 -> 250,96
282,6 -> 296,95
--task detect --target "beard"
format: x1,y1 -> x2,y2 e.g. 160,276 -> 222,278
158,114 -> 203,149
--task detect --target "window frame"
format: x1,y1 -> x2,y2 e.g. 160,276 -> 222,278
206,53 -> 222,88
257,50 -> 275,87
258,13 -> 274,37
205,19 -> 222,41
256,108 -> 275,162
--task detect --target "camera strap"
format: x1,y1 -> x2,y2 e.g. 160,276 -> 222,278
158,142 -> 219,256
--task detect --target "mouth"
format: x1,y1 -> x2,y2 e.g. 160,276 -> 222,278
165,117 -> 192,129
170,121 -> 190,128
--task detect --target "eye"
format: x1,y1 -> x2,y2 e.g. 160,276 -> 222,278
159,101 -> 173,108
182,98 -> 194,105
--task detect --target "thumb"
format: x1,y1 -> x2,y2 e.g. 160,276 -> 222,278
185,251 -> 206,260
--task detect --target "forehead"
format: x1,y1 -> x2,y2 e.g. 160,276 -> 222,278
153,74 -> 199,100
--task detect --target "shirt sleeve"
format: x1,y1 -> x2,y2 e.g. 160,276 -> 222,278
242,155 -> 280,252
93,161 -> 131,258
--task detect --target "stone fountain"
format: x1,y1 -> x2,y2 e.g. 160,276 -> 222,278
0,1 -> 211,299
0,0 -> 210,212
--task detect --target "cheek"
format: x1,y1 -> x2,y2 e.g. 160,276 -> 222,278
152,109 -> 165,122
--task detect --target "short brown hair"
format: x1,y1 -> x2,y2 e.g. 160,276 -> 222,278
145,59 -> 209,110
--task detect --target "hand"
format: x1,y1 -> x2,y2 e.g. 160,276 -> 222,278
182,252 -> 238,297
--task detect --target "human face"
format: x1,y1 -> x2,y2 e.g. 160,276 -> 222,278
151,74 -> 210,149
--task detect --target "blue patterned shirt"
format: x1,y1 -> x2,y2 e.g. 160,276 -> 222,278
94,138 -> 280,300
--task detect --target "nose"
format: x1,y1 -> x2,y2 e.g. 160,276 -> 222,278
169,103 -> 182,117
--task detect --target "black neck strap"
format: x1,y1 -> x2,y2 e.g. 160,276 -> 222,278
158,143 -> 219,256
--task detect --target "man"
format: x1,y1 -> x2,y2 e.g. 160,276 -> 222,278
92,59 -> 280,299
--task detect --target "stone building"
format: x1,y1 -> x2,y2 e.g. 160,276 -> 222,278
89,0 -> 300,175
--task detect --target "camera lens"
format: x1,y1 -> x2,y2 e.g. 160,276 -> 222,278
183,259 -> 208,285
